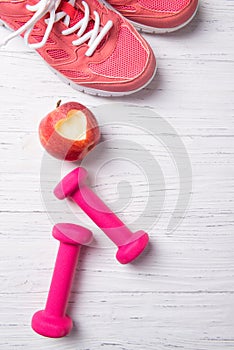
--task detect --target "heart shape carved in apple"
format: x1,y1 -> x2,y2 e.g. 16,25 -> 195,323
55,110 -> 87,141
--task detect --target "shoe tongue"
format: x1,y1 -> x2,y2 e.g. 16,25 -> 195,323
70,11 -> 95,32
60,1 -> 107,50
60,1 -> 95,32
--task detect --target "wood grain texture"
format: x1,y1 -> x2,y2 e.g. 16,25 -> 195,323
0,0 -> 234,349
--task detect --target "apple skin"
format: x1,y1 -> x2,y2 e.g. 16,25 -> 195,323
39,102 -> 100,161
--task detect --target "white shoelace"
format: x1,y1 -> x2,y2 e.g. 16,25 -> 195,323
0,0 -> 113,56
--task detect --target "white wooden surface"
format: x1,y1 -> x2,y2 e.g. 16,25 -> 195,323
0,1 -> 234,349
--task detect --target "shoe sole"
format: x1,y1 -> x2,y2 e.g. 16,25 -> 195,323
0,19 -> 157,97
103,0 -> 199,34
49,63 -> 157,97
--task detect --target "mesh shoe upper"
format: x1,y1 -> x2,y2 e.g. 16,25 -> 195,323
106,0 -> 199,29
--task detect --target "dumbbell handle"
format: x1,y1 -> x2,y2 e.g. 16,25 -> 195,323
72,186 -> 133,246
45,243 -> 80,317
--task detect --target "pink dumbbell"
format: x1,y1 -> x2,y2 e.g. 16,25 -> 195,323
54,167 -> 149,264
31,223 -> 93,338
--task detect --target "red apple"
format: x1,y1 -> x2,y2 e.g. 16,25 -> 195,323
39,101 -> 100,161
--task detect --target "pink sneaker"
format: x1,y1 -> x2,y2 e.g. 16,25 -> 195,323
105,0 -> 199,33
0,0 -> 156,96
